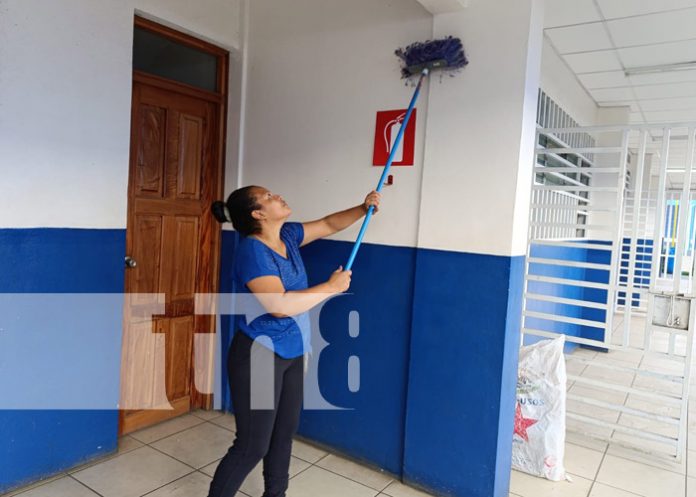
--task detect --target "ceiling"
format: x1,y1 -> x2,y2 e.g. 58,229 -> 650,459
544,0 -> 696,126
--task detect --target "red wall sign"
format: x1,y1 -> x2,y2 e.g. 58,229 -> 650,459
372,108 -> 417,166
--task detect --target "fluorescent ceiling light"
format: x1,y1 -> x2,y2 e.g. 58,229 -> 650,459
625,61 -> 696,76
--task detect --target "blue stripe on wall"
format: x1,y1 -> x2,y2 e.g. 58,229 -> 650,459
403,250 -> 523,497
525,243 -> 610,348
4,229 -> 524,497
0,229 -> 125,493
296,239 -> 417,476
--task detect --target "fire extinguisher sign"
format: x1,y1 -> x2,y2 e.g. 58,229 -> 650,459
372,108 -> 417,166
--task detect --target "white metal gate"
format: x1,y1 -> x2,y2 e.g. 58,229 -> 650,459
523,123 -> 696,463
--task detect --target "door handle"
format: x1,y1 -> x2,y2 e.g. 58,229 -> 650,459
125,256 -> 138,269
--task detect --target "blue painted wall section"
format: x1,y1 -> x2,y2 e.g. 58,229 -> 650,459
297,239 -> 417,476
403,249 -> 524,497
219,230 -> 241,413
2,229 -> 526,497
618,238 -> 653,307
525,243 -> 611,348
525,238 -> 654,350
0,229 -> 125,493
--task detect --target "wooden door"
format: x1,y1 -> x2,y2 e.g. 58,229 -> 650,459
119,76 -> 223,434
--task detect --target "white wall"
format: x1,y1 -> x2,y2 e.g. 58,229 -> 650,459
0,0 -> 242,229
240,0 -> 433,247
540,37 -> 597,127
417,0 -> 544,256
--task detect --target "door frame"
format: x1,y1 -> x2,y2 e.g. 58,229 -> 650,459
118,15 -> 229,434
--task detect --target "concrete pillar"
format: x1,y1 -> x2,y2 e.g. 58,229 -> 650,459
403,1 -> 544,496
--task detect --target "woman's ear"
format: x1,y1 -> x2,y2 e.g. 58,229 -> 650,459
251,209 -> 265,221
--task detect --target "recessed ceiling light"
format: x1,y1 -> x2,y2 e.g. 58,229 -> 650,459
625,61 -> 696,76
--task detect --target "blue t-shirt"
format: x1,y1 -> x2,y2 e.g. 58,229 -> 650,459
233,222 -> 310,359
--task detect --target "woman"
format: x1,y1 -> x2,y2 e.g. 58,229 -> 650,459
208,185 -> 380,497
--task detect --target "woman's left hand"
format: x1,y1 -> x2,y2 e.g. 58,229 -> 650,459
363,190 -> 381,214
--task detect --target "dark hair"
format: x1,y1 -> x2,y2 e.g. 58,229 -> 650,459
212,186 -> 262,236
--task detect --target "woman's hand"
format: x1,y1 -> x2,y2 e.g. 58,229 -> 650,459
363,190 -> 381,214
327,266 -> 352,293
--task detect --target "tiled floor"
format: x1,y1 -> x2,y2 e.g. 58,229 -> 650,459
5,316 -> 696,497
2,409 -> 433,497
5,403 -> 694,497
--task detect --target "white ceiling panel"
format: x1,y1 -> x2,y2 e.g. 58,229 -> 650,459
543,1 -> 696,127
639,97 -> 696,111
598,101 -> 639,112
634,81 -> 696,99
619,39 -> 696,69
596,0 -> 696,20
606,8 -> 696,47
546,23 -> 613,54
579,70 -> 631,89
590,86 -> 635,102
630,68 -> 696,86
642,109 -> 696,122
565,50 -> 623,73
629,112 -> 645,124
544,0 -> 602,28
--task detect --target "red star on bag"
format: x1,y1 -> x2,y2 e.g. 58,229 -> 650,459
514,401 -> 538,442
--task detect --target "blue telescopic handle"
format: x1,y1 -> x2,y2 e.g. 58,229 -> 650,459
345,69 -> 428,271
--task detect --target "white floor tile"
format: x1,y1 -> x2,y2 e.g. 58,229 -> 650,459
291,439 -> 328,464
143,472 -> 212,497
191,408 -> 225,421
150,422 -> 234,469
596,454 -> 685,497
564,443 -> 605,480
589,481 -> 650,496
605,443 -> 685,475
580,365 -> 635,387
71,446 -> 191,497
209,412 -> 237,432
118,435 -> 145,454
316,454 -> 393,491
10,476 -> 100,497
286,465 -> 378,497
129,414 -> 205,444
3,474 -> 66,497
510,470 -> 592,497
381,480 -> 436,496
565,431 -> 609,453
199,460 -> 220,478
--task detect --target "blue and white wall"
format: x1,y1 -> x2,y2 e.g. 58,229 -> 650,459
0,0 -> 243,492
235,1 -> 544,496
2,0 -> 548,495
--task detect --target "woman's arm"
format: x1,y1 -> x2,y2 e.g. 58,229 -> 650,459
246,267 -> 351,317
301,191 -> 381,247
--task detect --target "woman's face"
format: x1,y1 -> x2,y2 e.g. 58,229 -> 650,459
252,187 -> 291,221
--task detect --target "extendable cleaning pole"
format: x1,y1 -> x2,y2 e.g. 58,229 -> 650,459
344,36 -> 467,271
345,69 -> 428,271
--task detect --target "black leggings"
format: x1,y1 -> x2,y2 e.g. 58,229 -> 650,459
207,332 -> 304,497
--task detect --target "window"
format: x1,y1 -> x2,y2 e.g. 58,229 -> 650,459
133,26 -> 218,92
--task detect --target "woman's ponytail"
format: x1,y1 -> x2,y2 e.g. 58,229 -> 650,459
211,186 -> 262,236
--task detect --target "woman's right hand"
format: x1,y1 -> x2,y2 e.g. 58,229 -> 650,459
327,266 -> 352,293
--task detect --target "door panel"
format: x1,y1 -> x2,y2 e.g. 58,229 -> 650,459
131,215 -> 162,298
166,316 -> 194,400
136,105 -> 166,197
177,114 -> 204,199
120,78 -> 220,434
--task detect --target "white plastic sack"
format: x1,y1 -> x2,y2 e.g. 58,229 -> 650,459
511,336 -> 567,481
